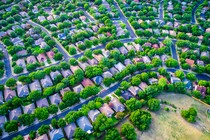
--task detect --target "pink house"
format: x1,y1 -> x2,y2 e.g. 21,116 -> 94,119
37,54 -> 47,62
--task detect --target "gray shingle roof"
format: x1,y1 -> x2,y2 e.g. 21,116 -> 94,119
76,116 -> 93,133
88,110 -> 100,122
40,75 -> 53,88
9,107 -> 22,121
17,84 -> 29,97
49,128 -> 64,140
64,123 -> 77,139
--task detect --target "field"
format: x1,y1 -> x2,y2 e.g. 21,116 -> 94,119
116,93 -> 210,140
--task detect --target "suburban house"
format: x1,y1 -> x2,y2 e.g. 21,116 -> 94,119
70,65 -> 80,74
78,62 -> 89,71
0,91 -> 3,104
46,51 -> 55,60
109,67 -> 119,75
73,84 -> 84,94
128,86 -> 141,96
9,107 -> 22,120
0,116 -> 7,128
87,58 -> 98,66
195,85 -> 207,96
149,78 -> 158,85
124,59 -> 133,66
114,62 -> 126,72
139,82 -> 148,90
61,69 -> 72,78
17,84 -> 29,97
4,88 -> 16,101
64,123 -> 77,139
183,78 -> 192,90
102,71 -> 113,78
60,87 -> 71,96
121,90 -> 133,100
186,59 -> 195,67
50,71 -> 62,81
26,56 -> 37,64
109,98 -> 125,112
49,128 -> 64,140
16,59 -> 26,68
88,109 -> 100,122
23,103 -> 35,114
29,80 -> 42,91
40,75 -> 53,88
37,53 -> 47,63
92,76 -> 103,85
99,103 -> 114,117
36,98 -> 49,108
34,134 -> 48,140
76,116 -> 93,134
49,93 -> 62,105
170,77 -> 181,84
81,78 -> 94,87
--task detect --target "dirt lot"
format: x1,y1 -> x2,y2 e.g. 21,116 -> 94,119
116,93 -> 210,140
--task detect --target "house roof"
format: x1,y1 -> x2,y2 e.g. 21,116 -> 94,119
60,87 -> 71,96
9,107 -> 22,121
23,103 -> 35,114
88,109 -> 100,122
17,84 -> 29,97
195,85 -> 207,96
170,77 -> 181,84
50,71 -> 61,80
29,80 -> 42,92
139,82 -> 148,90
61,69 -> 72,78
119,46 -> 128,55
36,98 -> 49,108
186,59 -> 195,66
49,128 -> 64,140
0,91 -> 3,104
76,116 -> 93,133
109,98 -> 125,112
70,66 -> 80,74
37,53 -> 47,63
78,62 -> 89,71
0,116 -> 7,128
40,75 -> 53,88
34,134 -> 48,140
26,56 -> 37,64
64,123 -> 77,139
124,59 -> 133,66
81,78 -> 94,87
114,62 -> 126,72
73,84 -> 84,94
92,76 -> 103,85
102,71 -> 113,78
49,93 -> 62,105
4,88 -> 16,101
46,51 -> 55,59
128,86 -> 140,96
99,103 -> 114,117
87,58 -> 98,66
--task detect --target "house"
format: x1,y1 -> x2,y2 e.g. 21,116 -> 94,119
17,50 -> 27,57
49,128 -> 64,140
49,93 -> 62,105
195,85 -> 207,96
37,53 -> 47,63
61,69 -> 72,78
149,78 -> 158,85
70,65 -> 80,74
29,80 -> 42,91
46,51 -> 55,60
114,62 -> 126,72
40,42 -> 47,48
133,57 -> 143,63
119,46 -> 128,55
99,103 -> 114,117
58,33 -> 66,40
88,109 -> 100,122
170,77 -> 181,84
24,135 -> 30,140
4,88 -> 16,101
93,54 -> 103,62
35,38 -> 44,46
16,59 -> 26,68
139,82 -> 148,90
109,98 -> 125,112
78,62 -> 89,71
92,25 -> 98,32
81,78 -> 94,87
197,60 -> 204,66
201,51 -> 209,58
183,78 -> 192,90
142,56 -> 151,63
50,71 -> 62,81
41,75 -> 53,88
79,16 -> 87,21
128,86 -> 141,96
36,98 -> 49,108
143,42 -> 152,47
38,16 -> 46,22
161,55 -> 168,62
102,71 -> 113,78
64,123 -> 77,139
0,31 -> 7,39
0,116 -> 7,128
9,107 -> 22,120
73,84 -> 84,94
23,103 -> 35,114
17,83 -> 29,97
87,58 -> 98,66
26,56 -> 37,64
124,59 -> 133,66
109,67 -> 118,75
34,134 -> 49,140
60,87 -> 71,96
76,116 -> 93,134
92,76 -> 103,85
186,59 -> 195,67
11,37 -> 22,45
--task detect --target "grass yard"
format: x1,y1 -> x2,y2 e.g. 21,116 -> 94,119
116,93 -> 210,140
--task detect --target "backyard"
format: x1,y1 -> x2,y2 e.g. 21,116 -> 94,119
116,93 -> 210,140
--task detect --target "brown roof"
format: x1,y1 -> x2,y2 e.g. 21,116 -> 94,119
186,59 -> 195,66
81,78 -> 94,87
46,51 -> 55,59
152,44 -> 159,49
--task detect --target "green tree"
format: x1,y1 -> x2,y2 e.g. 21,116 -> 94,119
63,91 -> 79,107
5,78 -> 17,87
186,73 -> 196,81
12,135 -> 23,140
191,90 -> 202,99
130,110 -> 152,131
34,107 -> 49,121
93,114 -> 114,132
175,70 -> 185,80
18,114 -> 35,126
104,128 -> 122,140
38,125 -> 50,135
121,123 -> 137,140
14,65 -> 23,74
125,98 -> 142,111
148,98 -> 160,111
48,104 -> 58,114
29,130 -> 36,140
27,90 -> 42,101
57,118 -> 66,128
74,128 -> 89,140
165,58 -> 179,67
4,120 -> 18,132
80,86 -> 100,99
51,118 -> 58,129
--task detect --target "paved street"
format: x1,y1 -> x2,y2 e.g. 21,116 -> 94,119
191,0 -> 204,24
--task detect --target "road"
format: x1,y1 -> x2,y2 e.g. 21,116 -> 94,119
191,0 -> 204,24
113,1 -> 137,38
159,0 -> 164,20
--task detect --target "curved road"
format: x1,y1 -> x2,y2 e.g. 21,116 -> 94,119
191,0 -> 204,24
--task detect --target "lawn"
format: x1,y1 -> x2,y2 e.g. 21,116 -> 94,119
116,93 -> 210,140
